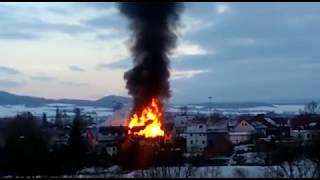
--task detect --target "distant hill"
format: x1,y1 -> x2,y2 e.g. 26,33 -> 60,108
0,91 -> 131,108
0,90 -> 312,109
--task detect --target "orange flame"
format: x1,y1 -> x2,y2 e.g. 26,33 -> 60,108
128,98 -> 164,138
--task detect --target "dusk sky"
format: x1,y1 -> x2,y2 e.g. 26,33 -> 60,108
0,2 -> 320,104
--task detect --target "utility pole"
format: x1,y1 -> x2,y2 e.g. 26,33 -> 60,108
208,96 -> 212,121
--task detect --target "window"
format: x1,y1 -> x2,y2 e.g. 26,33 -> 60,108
307,134 -> 311,139
190,140 -> 193,145
202,140 -> 205,144
190,133 -> 193,137
298,134 -> 302,138
199,125 -> 203,129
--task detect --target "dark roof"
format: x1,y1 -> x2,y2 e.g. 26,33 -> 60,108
99,126 -> 128,135
270,117 -> 289,125
290,114 -> 320,130
248,114 -> 277,128
189,116 -> 208,124
249,121 -> 267,129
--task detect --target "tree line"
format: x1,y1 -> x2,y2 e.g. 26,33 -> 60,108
0,110 -> 112,177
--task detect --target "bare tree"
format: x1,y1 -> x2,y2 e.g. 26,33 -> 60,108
184,164 -> 196,178
210,166 -> 221,178
304,101 -> 318,114
197,166 -> 220,178
264,158 -> 317,178
172,166 -> 182,178
233,167 -> 248,178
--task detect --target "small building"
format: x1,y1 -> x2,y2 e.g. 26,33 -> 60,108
229,118 -> 267,144
173,115 -> 189,138
205,127 -> 232,158
229,131 -> 253,144
291,129 -> 315,142
289,114 -> 320,144
207,120 -> 229,146
291,124 -> 320,144
96,126 -> 127,157
186,123 -> 207,153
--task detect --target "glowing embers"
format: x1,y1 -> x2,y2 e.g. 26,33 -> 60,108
128,98 -> 164,138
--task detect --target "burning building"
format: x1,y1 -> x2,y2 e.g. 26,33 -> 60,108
117,2 -> 184,169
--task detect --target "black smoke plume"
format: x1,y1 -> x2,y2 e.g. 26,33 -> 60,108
118,2 -> 184,114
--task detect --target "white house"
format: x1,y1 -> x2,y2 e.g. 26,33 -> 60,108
186,123 -> 207,153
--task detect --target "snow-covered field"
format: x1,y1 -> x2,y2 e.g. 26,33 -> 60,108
167,104 -> 304,115
0,104 -> 114,119
0,103 -> 304,119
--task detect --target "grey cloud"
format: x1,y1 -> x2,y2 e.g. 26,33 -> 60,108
83,15 -> 126,30
0,5 -> 95,40
77,2 -> 116,10
0,32 -> 39,40
0,80 -> 22,89
96,60 -> 130,71
0,3 -> 121,40
30,75 -> 56,81
0,66 -> 20,74
60,81 -> 88,87
69,65 -> 85,72
169,3 -> 320,102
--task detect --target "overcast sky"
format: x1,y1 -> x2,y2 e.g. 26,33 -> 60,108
0,2 -> 319,103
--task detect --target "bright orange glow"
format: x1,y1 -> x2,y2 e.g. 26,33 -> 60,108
128,98 -> 164,138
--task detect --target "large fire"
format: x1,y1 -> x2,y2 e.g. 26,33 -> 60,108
128,98 -> 164,138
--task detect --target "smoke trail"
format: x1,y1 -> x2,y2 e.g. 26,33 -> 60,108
118,2 -> 184,114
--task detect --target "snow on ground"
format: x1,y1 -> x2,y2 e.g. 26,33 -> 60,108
234,144 -> 255,152
166,104 -> 304,115
72,164 -> 316,178
0,104 -> 114,118
0,103 -> 304,119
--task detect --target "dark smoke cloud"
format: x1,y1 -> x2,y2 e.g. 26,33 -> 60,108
118,2 -> 184,113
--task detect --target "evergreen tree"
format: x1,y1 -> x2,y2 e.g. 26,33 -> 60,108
2,112 -> 49,176
66,108 -> 88,173
55,107 -> 63,129
42,113 -> 48,128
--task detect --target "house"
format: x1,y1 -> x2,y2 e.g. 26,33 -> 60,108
229,131 -> 253,144
173,115 -> 189,138
291,129 -> 316,142
248,114 -> 291,139
229,118 -> 267,144
186,123 -> 207,153
205,121 -> 232,158
289,114 -> 320,143
207,120 -> 229,146
96,126 -> 127,157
